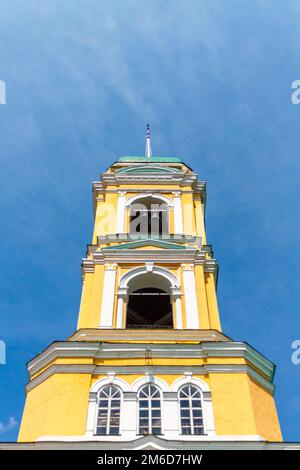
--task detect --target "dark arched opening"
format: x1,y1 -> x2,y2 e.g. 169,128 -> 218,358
126,287 -> 173,328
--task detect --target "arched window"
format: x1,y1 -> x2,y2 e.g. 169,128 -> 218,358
138,384 -> 162,435
179,385 -> 204,435
96,385 -> 121,435
129,196 -> 169,237
126,273 -> 173,328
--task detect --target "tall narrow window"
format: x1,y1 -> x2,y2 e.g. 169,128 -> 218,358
138,384 -> 162,435
96,385 -> 121,435
179,385 -> 204,435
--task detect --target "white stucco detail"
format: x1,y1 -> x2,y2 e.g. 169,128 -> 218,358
116,191 -> 126,233
125,193 -> 173,207
116,296 -> 125,329
175,296 -> 183,329
182,267 -> 199,329
119,265 -> 179,289
131,375 -> 169,393
99,266 -> 116,328
172,192 -> 183,234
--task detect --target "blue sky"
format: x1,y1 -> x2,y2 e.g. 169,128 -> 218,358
0,0 -> 300,441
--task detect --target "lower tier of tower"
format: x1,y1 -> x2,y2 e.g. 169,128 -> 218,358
18,329 -> 282,443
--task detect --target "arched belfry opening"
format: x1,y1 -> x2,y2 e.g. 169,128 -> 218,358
129,196 -> 169,237
126,273 -> 173,328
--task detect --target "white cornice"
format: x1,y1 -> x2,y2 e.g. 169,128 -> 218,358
25,362 -> 274,395
2,439 -> 299,450
81,253 -> 218,277
26,340 -> 275,394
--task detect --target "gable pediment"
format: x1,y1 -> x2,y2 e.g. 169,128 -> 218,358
103,239 -> 190,250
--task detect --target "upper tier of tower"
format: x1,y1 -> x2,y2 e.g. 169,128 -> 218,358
91,154 -> 207,247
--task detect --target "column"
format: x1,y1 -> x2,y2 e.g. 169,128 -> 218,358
116,288 -> 128,328
171,288 -> 183,329
115,191 -> 127,234
85,392 -> 97,437
99,264 -> 117,328
172,191 -> 183,234
182,264 -> 200,329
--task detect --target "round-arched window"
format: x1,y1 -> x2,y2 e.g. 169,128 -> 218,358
96,385 -> 121,435
179,385 -> 204,435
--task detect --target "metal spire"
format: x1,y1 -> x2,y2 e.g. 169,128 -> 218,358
145,123 -> 152,159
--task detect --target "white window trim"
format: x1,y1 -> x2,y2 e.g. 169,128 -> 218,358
95,384 -> 122,436
137,383 -> 163,436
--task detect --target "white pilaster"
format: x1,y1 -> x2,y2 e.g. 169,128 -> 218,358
175,297 -> 183,329
116,191 -> 126,234
203,392 -> 216,435
85,393 -> 97,437
182,265 -> 199,329
173,191 -> 183,234
99,265 -> 117,328
116,288 -> 128,329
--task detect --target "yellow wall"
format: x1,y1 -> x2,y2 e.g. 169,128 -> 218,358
209,373 -> 282,440
248,377 -> 282,441
18,369 -> 281,442
18,374 -> 91,442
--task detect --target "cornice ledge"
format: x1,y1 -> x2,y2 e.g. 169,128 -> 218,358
201,341 -> 275,382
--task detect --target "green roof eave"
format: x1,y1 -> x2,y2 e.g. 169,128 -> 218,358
103,239 -> 193,250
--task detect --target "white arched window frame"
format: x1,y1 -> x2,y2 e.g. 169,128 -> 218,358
85,376 -> 129,438
95,384 -> 122,436
178,384 -> 204,435
171,376 -> 216,437
116,266 -> 183,329
138,383 -> 163,435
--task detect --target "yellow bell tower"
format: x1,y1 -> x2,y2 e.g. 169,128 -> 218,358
18,127 -> 282,448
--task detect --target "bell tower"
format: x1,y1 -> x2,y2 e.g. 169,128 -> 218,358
18,128 -> 282,447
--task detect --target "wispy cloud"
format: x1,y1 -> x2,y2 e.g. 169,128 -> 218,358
0,417 -> 18,434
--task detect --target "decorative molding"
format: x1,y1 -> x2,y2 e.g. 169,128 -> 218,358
125,193 -> 173,207
25,340 -> 276,395
119,265 -> 179,289
4,438 -> 300,450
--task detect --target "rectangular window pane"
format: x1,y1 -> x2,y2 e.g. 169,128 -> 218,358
152,427 -> 161,435
192,400 -> 202,408
181,418 -> 190,427
151,400 -> 160,408
111,400 -> 120,408
98,400 -> 109,407
194,427 -> 204,435
193,409 -> 202,417
152,409 -> 161,417
180,400 -> 189,408
182,427 -> 191,435
140,409 -> 148,418
194,419 -> 203,426
180,409 -> 190,418
139,400 -> 148,408
97,418 -> 107,426
109,427 -> 119,435
96,427 -> 106,435
139,419 -> 148,427
152,419 -> 161,427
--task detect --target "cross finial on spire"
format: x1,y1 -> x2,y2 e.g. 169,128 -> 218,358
145,123 -> 152,159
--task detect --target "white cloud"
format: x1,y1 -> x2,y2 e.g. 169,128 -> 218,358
0,417 -> 18,434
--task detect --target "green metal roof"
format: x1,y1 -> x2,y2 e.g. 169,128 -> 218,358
118,156 -> 182,163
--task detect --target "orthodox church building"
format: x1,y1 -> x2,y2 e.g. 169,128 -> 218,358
6,127 -> 297,450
